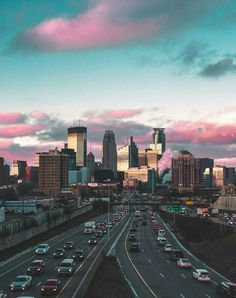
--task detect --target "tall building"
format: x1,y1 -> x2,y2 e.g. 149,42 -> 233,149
39,149 -> 68,196
0,157 -> 4,186
172,150 -> 200,191
102,130 -> 117,175
35,152 -> 48,167
12,160 -> 27,182
4,164 -> 10,185
61,143 -> 76,170
26,166 -> 39,185
117,136 -> 139,171
200,158 -> 214,188
138,148 -> 158,173
150,128 -> 166,155
67,126 -> 87,167
87,152 -> 95,177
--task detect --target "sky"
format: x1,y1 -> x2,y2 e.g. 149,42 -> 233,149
0,0 -> 236,166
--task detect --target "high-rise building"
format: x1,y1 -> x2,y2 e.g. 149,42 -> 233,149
67,126 -> 87,167
102,130 -> 117,175
61,143 -> 76,170
87,152 -> 95,177
138,148 -> 158,173
200,158 -> 214,188
150,128 -> 166,155
35,152 -> 48,167
12,160 -> 27,182
0,157 -> 4,186
26,166 -> 39,185
4,164 -> 10,185
39,149 -> 68,196
117,136 -> 139,171
172,150 -> 200,191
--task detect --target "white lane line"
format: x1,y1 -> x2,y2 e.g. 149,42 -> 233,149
166,260 -> 170,263
160,273 -> 165,279
148,258 -> 152,263
179,294 -> 186,298
181,274 -> 186,279
206,295 -> 212,298
125,226 -> 158,298
36,282 -> 41,287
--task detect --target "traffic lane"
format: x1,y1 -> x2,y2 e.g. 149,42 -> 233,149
0,213 -> 111,296
0,212 -> 108,277
115,221 -> 156,298
140,221 -> 216,298
156,213 -> 228,285
58,214 -> 129,298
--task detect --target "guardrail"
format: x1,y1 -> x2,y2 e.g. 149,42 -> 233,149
71,214 -> 131,298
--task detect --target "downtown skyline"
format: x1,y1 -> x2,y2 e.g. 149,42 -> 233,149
0,0 -> 236,166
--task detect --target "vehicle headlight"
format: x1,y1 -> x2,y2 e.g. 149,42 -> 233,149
69,268 -> 72,272
53,288 -> 57,291
58,269 -> 61,272
37,268 -> 41,271
41,288 -> 45,291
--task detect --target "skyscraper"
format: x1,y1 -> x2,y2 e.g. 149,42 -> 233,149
117,136 -> 139,171
67,126 -> 87,167
87,152 -> 95,177
12,160 -> 27,182
172,150 -> 200,191
150,128 -> 166,155
0,157 -> 4,186
39,149 -> 68,196
102,130 -> 117,175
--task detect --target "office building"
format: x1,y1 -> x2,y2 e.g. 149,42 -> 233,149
61,143 -> 76,170
87,152 -> 95,177
102,130 -> 117,175
213,166 -> 226,188
68,167 -> 90,184
35,152 -> 48,167
200,158 -> 214,188
67,126 -> 87,167
26,166 -> 39,185
4,164 -> 10,185
150,128 -> 166,155
138,148 -> 158,173
39,149 -> 68,196
0,157 -> 4,186
12,160 -> 27,182
117,136 -> 139,171
172,150 -> 200,191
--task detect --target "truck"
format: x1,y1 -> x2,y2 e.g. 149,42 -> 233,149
197,207 -> 209,218
83,221 -> 96,234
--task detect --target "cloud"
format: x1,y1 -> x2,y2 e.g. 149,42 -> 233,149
199,58 -> 236,78
0,112 -> 25,124
0,124 -> 45,138
214,157 -> 236,168
83,108 -> 142,120
9,0 -> 220,52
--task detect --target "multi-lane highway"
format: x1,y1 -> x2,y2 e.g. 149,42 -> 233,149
0,210 -> 129,298
116,209 -> 229,298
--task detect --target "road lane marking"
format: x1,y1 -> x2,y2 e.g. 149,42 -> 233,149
179,294 -> 186,298
148,258 -> 152,263
206,295 -> 212,298
166,260 -> 170,263
160,273 -> 165,279
36,282 -> 41,287
181,274 -> 186,279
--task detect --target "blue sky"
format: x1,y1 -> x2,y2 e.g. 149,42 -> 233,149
0,0 -> 236,165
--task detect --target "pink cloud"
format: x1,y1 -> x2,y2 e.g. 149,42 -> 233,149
29,111 -> 49,121
167,121 -> 236,144
104,109 -> 142,119
0,124 -> 45,138
0,139 -> 13,149
0,112 -> 24,124
215,158 -> 236,168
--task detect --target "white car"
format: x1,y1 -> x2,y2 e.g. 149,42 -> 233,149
177,258 -> 192,268
192,269 -> 210,282
35,243 -> 50,255
158,237 -> 167,246
163,244 -> 172,252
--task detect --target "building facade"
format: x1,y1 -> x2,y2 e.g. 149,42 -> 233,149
12,160 -> 27,182
26,166 -> 39,185
38,149 -> 68,196
87,152 -> 95,178
200,158 -> 214,188
150,128 -> 166,155
117,136 -> 139,171
67,126 -> 87,167
172,150 -> 200,192
0,157 -> 4,186
102,130 -> 117,175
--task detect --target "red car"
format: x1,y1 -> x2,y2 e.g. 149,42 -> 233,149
41,279 -> 61,295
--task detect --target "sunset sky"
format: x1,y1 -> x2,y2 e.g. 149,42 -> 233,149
0,0 -> 236,166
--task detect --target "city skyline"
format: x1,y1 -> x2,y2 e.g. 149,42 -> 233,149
0,1 -> 236,166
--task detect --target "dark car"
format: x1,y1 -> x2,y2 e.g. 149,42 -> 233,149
217,281 -> 236,297
170,249 -> 184,261
95,230 -> 103,238
129,242 -> 139,252
53,248 -> 65,258
72,249 -> 85,261
41,279 -> 61,295
88,237 -> 97,245
63,241 -> 74,250
130,225 -> 137,232
128,234 -> 136,242
27,260 -> 45,275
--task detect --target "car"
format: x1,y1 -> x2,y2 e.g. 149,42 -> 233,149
170,249 -> 184,261
40,279 -> 61,295
129,242 -> 139,252
95,230 -> 103,237
53,248 -> 65,258
63,241 -> 74,250
177,258 -> 192,268
192,269 -> 210,282
130,225 -> 137,232
10,275 -> 32,291
163,244 -> 172,253
57,259 -> 75,276
35,244 -> 50,255
27,260 -> 45,275
158,237 -> 167,246
217,281 -> 236,297
158,229 -> 166,238
72,249 -> 85,261
128,234 -> 136,242
88,237 -> 97,245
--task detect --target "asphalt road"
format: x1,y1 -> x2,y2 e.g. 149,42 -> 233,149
0,211 -> 128,298
116,211 -> 228,298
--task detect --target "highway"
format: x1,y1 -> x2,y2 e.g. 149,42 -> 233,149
0,210 -> 129,298
116,210 -> 228,298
